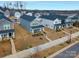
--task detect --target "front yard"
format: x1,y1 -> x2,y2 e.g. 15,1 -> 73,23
14,24 -> 48,52
44,27 -> 79,41
62,27 -> 79,34
0,40 -> 11,57
44,28 -> 66,40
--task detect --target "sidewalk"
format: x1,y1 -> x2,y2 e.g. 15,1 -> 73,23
44,34 -> 52,42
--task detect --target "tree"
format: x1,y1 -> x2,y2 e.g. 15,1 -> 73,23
20,2 -> 23,10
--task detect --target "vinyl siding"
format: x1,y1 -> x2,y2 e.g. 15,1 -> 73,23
20,18 -> 31,32
41,18 -> 54,29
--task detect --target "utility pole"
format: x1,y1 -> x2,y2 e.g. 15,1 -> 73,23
68,31 -> 72,43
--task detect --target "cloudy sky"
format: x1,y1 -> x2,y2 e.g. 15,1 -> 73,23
0,1 -> 79,10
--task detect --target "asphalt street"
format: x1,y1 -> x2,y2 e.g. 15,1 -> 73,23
54,43 -> 79,58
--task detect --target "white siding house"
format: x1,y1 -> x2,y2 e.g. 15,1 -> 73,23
39,14 -> 73,31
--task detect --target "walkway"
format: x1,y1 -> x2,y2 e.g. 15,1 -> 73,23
44,34 -> 52,42
10,38 -> 16,54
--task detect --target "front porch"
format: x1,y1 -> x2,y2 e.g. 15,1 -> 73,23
31,25 -> 44,35
54,22 -> 73,31
0,29 -> 15,41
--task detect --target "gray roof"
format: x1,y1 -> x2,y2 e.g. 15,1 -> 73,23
0,18 -> 11,25
20,14 -> 36,22
40,14 -> 68,21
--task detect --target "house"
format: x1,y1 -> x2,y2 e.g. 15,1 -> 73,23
20,14 -> 44,34
70,14 -> 79,23
4,9 -> 10,17
39,14 -> 56,29
40,14 -> 73,31
0,12 -> 15,41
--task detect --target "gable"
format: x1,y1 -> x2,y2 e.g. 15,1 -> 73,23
53,18 -> 61,24
31,18 -> 42,26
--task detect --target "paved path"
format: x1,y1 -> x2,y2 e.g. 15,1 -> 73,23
10,38 -> 16,54
4,31 -> 79,58
44,35 -> 52,42
73,26 -> 79,31
53,42 -> 79,58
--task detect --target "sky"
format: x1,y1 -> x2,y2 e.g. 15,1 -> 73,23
0,1 -> 79,10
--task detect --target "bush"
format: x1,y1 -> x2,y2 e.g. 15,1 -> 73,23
29,45 -> 32,48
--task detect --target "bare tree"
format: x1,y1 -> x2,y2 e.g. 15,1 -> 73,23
20,1 -> 23,10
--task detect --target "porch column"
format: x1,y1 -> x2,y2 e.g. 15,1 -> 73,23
43,28 -> 45,31
32,29 -> 34,34
7,33 -> 9,39
40,28 -> 42,31
0,34 -> 2,41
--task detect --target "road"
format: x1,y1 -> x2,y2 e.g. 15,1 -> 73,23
54,42 -> 79,58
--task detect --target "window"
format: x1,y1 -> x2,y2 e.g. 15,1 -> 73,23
3,24 -> 10,30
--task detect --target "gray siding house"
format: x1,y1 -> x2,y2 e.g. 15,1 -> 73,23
0,12 -> 15,41
20,15 -> 44,34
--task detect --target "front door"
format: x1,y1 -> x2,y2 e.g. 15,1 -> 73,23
9,33 -> 12,37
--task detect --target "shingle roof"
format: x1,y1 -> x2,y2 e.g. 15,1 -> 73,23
0,12 -> 4,19
20,14 -> 36,22
0,29 -> 14,34
71,16 -> 78,19
0,11 -> 12,22
40,14 -> 68,21
40,14 -> 56,20
0,18 -> 12,26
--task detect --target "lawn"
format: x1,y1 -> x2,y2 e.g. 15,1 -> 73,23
62,27 -> 79,34
44,27 -> 79,41
44,28 -> 66,40
14,24 -> 48,52
0,40 -> 11,57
